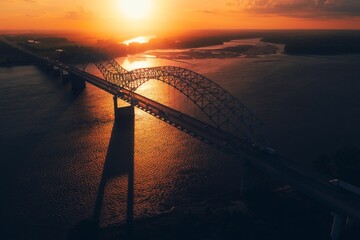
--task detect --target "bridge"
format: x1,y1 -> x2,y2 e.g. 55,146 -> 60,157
2,37 -> 359,239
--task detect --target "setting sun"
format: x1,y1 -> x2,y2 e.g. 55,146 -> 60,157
119,0 -> 152,20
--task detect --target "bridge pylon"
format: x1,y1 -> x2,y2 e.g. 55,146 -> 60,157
70,73 -> 86,92
113,96 -> 134,125
60,69 -> 70,83
53,66 -> 61,78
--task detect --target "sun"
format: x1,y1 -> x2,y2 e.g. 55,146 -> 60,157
119,0 -> 152,20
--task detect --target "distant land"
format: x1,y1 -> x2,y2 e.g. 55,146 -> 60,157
154,29 -> 360,55
260,30 -> 360,55
1,30 -> 360,67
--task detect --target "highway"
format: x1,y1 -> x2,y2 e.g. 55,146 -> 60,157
2,37 -> 360,222
72,68 -> 360,222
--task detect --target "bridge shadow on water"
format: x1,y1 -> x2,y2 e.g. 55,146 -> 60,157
93,115 -> 135,227
67,117 -> 135,240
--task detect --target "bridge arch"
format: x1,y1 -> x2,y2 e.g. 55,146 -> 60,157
93,60 -> 266,142
75,59 -> 128,78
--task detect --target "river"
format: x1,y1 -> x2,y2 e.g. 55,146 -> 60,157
1,41 -> 360,239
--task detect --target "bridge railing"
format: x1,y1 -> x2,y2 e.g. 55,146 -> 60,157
89,59 -> 269,144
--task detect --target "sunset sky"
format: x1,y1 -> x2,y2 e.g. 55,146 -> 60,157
1,0 -> 359,34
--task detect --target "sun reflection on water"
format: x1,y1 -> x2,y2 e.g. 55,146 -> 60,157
122,35 -> 155,45
118,57 -> 156,71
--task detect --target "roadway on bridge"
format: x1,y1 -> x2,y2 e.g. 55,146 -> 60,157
73,68 -> 360,222
2,37 -> 359,222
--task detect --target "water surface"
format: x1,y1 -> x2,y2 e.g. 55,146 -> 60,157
1,50 -> 360,238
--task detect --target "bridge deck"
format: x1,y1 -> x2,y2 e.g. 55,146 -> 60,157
2,37 -> 359,222
72,67 -> 360,222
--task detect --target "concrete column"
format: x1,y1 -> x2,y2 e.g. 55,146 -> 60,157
70,73 -> 86,92
331,212 -> 344,240
113,96 -> 134,124
53,67 -> 61,78
345,217 -> 354,229
60,70 -> 70,83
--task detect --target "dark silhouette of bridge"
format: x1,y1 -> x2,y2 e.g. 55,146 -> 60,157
91,60 -> 267,143
2,37 -> 359,239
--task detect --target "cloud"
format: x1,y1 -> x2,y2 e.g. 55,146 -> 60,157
65,7 -> 95,20
230,0 -> 360,18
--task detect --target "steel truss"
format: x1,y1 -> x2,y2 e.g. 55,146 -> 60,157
88,59 -> 267,142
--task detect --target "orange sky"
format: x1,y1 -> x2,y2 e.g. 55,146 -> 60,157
0,0 -> 359,34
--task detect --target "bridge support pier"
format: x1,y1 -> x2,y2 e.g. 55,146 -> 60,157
70,73 -> 86,92
60,70 -> 70,83
53,67 -> 61,78
114,96 -> 134,124
331,212 -> 344,240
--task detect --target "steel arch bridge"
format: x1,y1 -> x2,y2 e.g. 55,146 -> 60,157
81,59 -> 267,142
